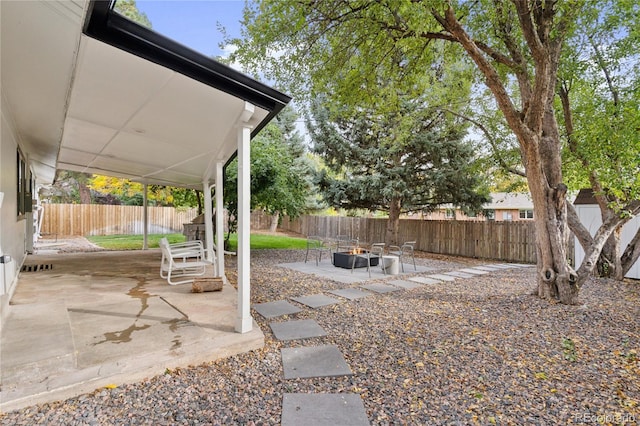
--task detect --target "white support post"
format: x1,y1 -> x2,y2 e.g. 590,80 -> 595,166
215,161 -> 225,278
142,184 -> 148,250
236,103 -> 254,333
203,180 -> 217,276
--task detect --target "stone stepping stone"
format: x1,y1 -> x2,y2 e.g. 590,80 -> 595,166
488,264 -> 514,269
473,265 -> 502,272
409,276 -> 442,285
281,345 -> 353,379
505,263 -> 534,268
459,268 -> 489,275
270,319 -> 327,341
443,271 -> 475,279
328,288 -> 370,300
428,274 -> 457,282
360,283 -> 401,294
388,279 -> 423,289
291,294 -> 341,309
281,393 -> 370,426
252,300 -> 302,319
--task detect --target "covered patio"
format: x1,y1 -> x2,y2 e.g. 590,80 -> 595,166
1,0 -> 289,412
1,248 -> 263,412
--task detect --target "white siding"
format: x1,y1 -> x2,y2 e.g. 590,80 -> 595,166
1,96 -> 29,328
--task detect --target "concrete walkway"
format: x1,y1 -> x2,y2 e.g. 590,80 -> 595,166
254,261 -> 534,425
0,250 -> 263,412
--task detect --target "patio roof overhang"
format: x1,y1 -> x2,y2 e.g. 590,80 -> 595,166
1,0 -> 290,189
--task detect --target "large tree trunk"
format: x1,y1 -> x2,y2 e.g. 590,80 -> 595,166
269,211 -> 280,233
386,197 -> 401,245
78,182 -> 92,204
621,227 -> 640,277
525,150 -> 580,304
597,228 -> 621,279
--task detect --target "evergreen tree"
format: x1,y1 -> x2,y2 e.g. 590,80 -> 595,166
308,95 -> 489,244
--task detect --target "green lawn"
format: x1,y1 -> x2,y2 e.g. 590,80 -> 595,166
86,233 -> 308,251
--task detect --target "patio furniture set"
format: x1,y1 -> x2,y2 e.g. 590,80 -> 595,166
305,235 -> 416,277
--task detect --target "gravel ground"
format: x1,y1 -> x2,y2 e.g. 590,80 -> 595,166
2,240 -> 639,425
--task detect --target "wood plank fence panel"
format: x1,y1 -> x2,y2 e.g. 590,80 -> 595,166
272,213 -> 540,263
40,204 -> 198,236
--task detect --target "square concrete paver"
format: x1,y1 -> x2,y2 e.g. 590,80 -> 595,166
443,271 -> 475,279
459,268 -> 489,275
489,264 -> 514,269
291,294 -> 341,309
328,288 -> 370,300
252,300 -> 302,319
281,393 -> 370,426
409,276 -> 442,285
428,274 -> 457,282
473,265 -> 503,272
388,279 -> 423,290
270,320 -> 327,341
360,283 -> 402,294
281,345 -> 352,379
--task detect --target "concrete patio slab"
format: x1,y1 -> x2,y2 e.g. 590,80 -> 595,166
459,268 -> 489,275
281,393 -> 370,426
270,319 -> 327,341
278,262 -> 434,284
281,345 -> 353,379
388,279 -> 423,290
488,264 -> 515,269
409,276 -> 442,285
360,283 -> 402,294
428,274 -> 457,282
1,250 -> 264,412
291,294 -> 341,309
442,271 -> 475,279
252,300 -> 302,319
328,288 -> 371,300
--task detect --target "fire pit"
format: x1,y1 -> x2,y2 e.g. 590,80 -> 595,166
333,250 -> 379,269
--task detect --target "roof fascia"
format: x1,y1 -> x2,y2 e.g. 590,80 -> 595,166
82,1 -> 291,138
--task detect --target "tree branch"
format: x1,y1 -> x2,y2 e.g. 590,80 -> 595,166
442,108 -> 526,177
436,6 -> 528,145
621,226 -> 640,276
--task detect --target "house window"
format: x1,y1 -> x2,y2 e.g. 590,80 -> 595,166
503,211 -> 513,221
519,209 -> 534,219
445,209 -> 455,219
484,209 -> 495,220
16,149 -> 32,217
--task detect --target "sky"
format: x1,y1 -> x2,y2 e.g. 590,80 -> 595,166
135,1 -> 246,58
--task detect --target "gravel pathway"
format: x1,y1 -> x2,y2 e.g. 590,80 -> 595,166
2,247 -> 639,425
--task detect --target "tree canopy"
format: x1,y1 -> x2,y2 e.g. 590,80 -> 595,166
224,106 -> 313,236
308,94 -> 489,243
230,0 -> 640,304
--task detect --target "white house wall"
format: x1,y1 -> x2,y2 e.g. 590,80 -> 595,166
574,205 -> 640,279
1,97 -> 28,331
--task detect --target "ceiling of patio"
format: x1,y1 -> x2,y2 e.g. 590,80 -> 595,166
1,1 -> 287,189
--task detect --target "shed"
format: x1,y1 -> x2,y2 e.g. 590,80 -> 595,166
574,189 -> 640,279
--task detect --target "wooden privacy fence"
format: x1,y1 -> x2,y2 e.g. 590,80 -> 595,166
278,215 -> 539,263
40,204 -> 198,236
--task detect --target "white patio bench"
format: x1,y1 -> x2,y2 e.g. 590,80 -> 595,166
159,237 -> 212,285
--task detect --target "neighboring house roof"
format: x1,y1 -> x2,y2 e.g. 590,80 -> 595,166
573,188 -> 598,205
484,192 -> 534,210
1,0 -> 290,188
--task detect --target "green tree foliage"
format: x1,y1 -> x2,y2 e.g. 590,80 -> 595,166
224,107 -> 312,238
113,0 -> 152,28
556,0 -> 640,278
231,0 -> 640,304
308,95 -> 489,243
